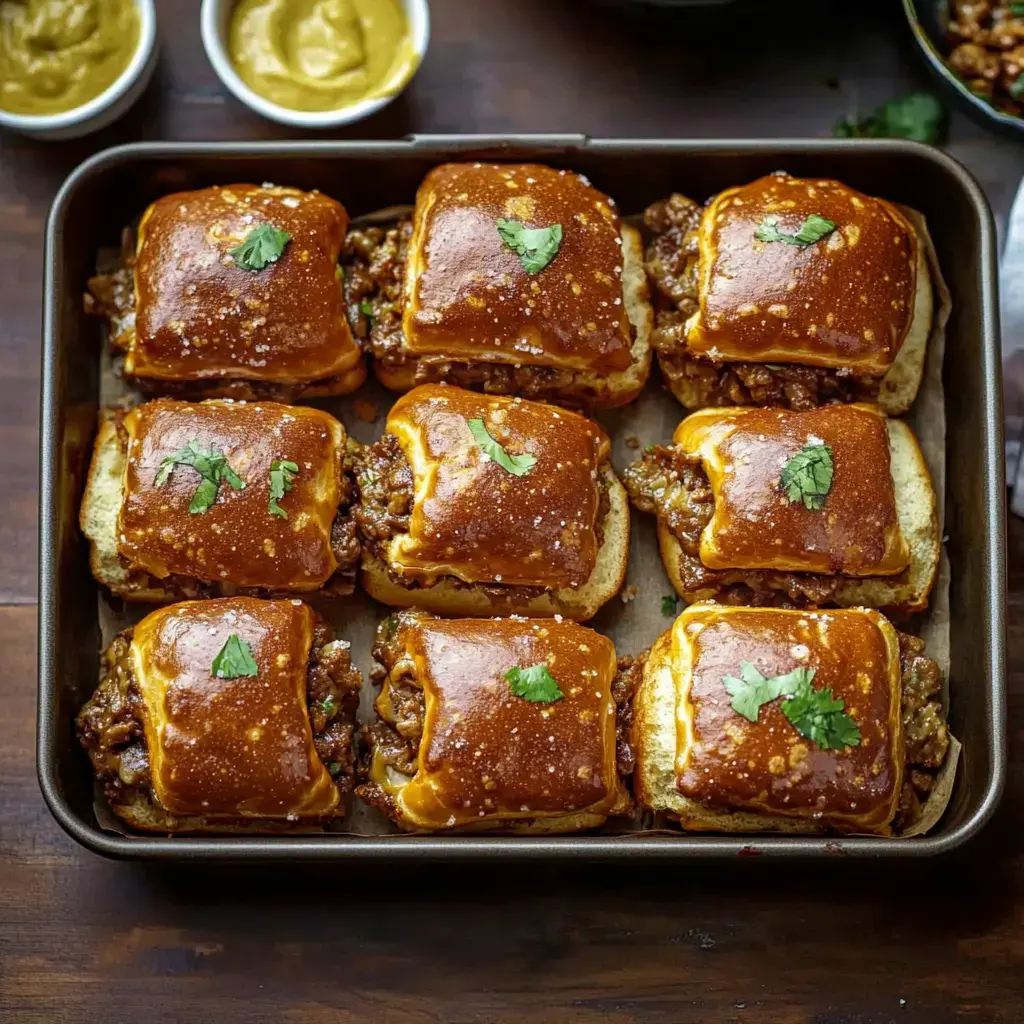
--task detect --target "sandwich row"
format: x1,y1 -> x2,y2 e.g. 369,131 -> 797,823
85,164 -> 935,414
81,385 -> 939,618
77,598 -> 950,836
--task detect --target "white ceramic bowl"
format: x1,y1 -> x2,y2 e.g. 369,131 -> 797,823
0,0 -> 158,141
201,0 -> 430,129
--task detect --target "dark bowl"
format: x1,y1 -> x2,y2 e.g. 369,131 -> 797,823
903,0 -> 1024,139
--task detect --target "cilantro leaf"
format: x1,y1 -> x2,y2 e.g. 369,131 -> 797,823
723,660 -> 861,751
779,442 -> 834,511
466,418 -> 537,477
723,662 -> 814,723
359,300 -> 375,329
834,92 -> 945,144
754,214 -> 836,247
268,458 -> 299,519
504,663 -> 565,703
211,634 -> 258,679
189,477 -> 219,515
228,223 -> 292,271
320,694 -> 338,719
155,439 -> 246,515
661,595 -> 679,617
496,218 -> 563,274
781,683 -> 861,750
327,761 -> 342,776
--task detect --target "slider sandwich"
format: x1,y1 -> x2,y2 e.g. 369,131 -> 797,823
632,604 -> 950,834
80,398 -> 359,600
86,184 -> 365,399
77,597 -> 362,833
644,172 -> 934,414
350,384 -> 630,620
343,162 -> 652,408
624,403 -> 939,612
358,610 -> 636,833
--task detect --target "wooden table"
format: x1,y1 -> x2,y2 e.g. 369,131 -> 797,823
2,1 -> 1021,1020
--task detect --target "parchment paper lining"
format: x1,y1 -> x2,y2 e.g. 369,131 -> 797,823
89,202 -> 957,840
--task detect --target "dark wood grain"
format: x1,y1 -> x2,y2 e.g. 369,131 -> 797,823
1,0 -> 1022,1021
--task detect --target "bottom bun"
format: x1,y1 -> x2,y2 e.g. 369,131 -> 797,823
105,789 -> 339,835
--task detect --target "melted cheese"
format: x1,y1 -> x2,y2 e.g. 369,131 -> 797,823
130,598 -> 339,819
675,403 -> 909,576
379,616 -> 627,830
686,174 -> 918,374
383,384 -> 609,588
668,604 -> 903,831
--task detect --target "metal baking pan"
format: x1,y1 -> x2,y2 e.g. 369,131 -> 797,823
38,137 -> 1006,859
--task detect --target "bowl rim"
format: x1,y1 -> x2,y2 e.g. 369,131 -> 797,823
0,0 -> 157,132
199,0 -> 431,129
902,0 -> 1024,134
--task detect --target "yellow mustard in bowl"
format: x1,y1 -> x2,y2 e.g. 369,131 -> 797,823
228,0 -> 416,113
0,0 -> 140,116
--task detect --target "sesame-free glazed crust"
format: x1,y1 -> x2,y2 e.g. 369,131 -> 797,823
687,174 -> 919,374
633,605 -> 904,834
384,384 -> 611,589
404,163 -> 635,374
130,185 -> 362,383
118,399 -> 345,591
369,615 -> 629,830
674,403 -> 909,577
130,598 -> 338,819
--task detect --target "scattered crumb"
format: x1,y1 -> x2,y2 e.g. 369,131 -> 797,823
352,399 -> 378,423
619,584 -> 639,604
624,435 -> 641,449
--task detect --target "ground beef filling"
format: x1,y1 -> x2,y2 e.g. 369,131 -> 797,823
643,195 -> 881,412
358,614 -> 637,820
350,433 -> 611,595
342,219 -> 633,405
84,227 -> 137,349
76,623 -> 361,823
111,417 -> 360,598
624,444 -> 851,606
894,631 -> 951,832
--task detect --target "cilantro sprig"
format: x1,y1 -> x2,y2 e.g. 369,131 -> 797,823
496,218 -> 563,274
228,223 -> 292,271
268,458 -> 299,519
211,634 -> 258,679
754,214 -> 836,247
779,442 -> 834,511
504,663 -> 564,703
155,439 -> 246,515
781,681 -> 862,750
834,92 -> 945,144
723,663 -> 861,751
466,418 -> 537,477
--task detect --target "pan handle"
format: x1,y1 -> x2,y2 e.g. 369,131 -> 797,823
405,133 -> 589,151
